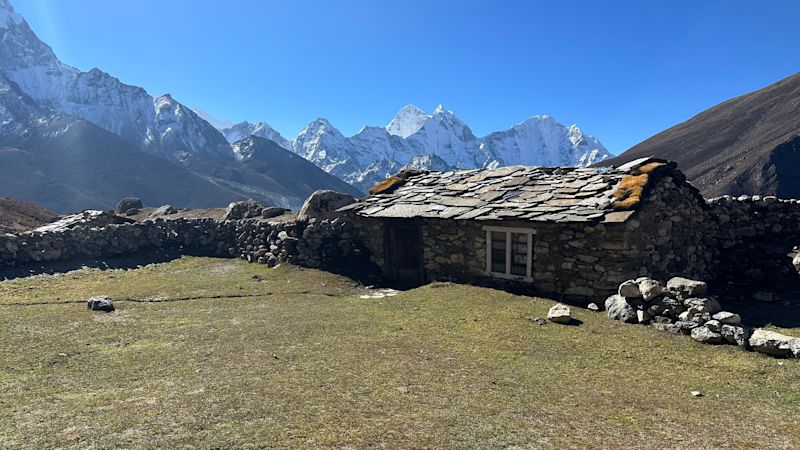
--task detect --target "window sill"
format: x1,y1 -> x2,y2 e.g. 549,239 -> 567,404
486,271 -> 533,283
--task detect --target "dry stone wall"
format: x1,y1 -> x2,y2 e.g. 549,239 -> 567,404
0,216 -> 372,281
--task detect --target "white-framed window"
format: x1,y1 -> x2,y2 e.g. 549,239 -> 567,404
483,226 -> 535,281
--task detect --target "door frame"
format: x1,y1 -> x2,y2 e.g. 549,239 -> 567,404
383,219 -> 425,287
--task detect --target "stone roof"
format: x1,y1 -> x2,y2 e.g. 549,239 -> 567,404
341,158 -> 663,224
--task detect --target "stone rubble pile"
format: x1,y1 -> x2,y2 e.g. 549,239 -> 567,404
605,276 -> 800,358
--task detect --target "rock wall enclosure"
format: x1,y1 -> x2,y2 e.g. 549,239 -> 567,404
2,193 -> 800,294
0,216 -> 371,281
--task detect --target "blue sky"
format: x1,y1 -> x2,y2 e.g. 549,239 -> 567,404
14,0 -> 800,153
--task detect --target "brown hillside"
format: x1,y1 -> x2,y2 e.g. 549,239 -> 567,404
0,198 -> 58,233
601,72 -> 800,198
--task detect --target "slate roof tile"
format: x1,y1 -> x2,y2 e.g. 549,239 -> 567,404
346,162 -> 657,224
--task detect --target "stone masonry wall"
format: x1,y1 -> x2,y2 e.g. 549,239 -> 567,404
0,217 -> 369,279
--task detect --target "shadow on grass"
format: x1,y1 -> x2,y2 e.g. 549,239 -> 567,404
0,250 -> 184,281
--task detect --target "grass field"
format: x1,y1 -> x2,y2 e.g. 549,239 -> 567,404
1,257 -> 799,449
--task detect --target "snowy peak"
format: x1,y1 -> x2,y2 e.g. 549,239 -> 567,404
221,120 -> 291,150
0,0 -> 234,164
386,104 -> 430,138
192,107 -> 234,130
291,105 -> 611,192
0,0 -> 22,28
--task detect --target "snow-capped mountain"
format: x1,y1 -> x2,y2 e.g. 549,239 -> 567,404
192,106 -> 234,130
0,0 -> 232,164
386,104 -> 430,138
222,121 -> 293,151
288,104 -> 611,191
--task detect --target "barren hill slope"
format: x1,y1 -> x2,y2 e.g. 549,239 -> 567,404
602,72 -> 800,198
0,197 -> 57,232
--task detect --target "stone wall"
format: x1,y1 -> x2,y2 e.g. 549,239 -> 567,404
702,195 -> 800,294
0,216 -> 373,281
0,218 -> 236,269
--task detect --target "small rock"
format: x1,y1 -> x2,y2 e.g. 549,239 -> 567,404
720,324 -> 752,347
712,311 -> 741,325
587,302 -> 600,312
528,317 -> 547,325
87,296 -> 115,312
637,278 -> 664,302
618,280 -> 642,298
792,253 -> 800,272
691,391 -> 704,397
683,297 -> 722,315
547,304 -> 572,324
149,204 -> 178,218
261,207 -> 288,219
691,326 -> 725,344
637,309 -> 651,324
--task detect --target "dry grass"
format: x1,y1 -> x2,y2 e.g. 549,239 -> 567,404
1,257 -> 799,449
613,173 -> 649,210
368,176 -> 404,195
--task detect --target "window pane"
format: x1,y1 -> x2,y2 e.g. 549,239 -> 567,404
491,231 -> 506,273
510,233 -> 528,276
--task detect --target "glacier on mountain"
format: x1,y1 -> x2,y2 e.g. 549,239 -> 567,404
0,0 -> 231,164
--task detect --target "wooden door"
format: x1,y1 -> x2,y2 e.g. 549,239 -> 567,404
384,221 -> 424,287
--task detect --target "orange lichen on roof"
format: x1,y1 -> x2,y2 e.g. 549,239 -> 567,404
369,176 -> 404,195
612,173 -> 649,210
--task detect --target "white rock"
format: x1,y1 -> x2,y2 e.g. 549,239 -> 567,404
547,304 -> 572,324
637,278 -> 664,302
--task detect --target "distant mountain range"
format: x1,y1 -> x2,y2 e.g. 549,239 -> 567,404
212,104 -> 612,192
0,0 -> 357,212
0,0 -> 610,212
602,72 -> 800,198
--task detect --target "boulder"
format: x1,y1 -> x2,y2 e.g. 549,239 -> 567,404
691,326 -> 725,344
115,197 -> 143,214
618,280 -> 641,298
297,190 -> 357,222
637,278 -> 664,302
666,277 -> 708,299
149,205 -> 178,218
547,304 -> 572,324
748,329 -> 797,357
605,295 -> 637,323
587,302 -> 600,312
712,311 -> 741,325
87,296 -> 115,312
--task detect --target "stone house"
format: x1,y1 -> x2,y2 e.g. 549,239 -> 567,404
340,158 -> 710,302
